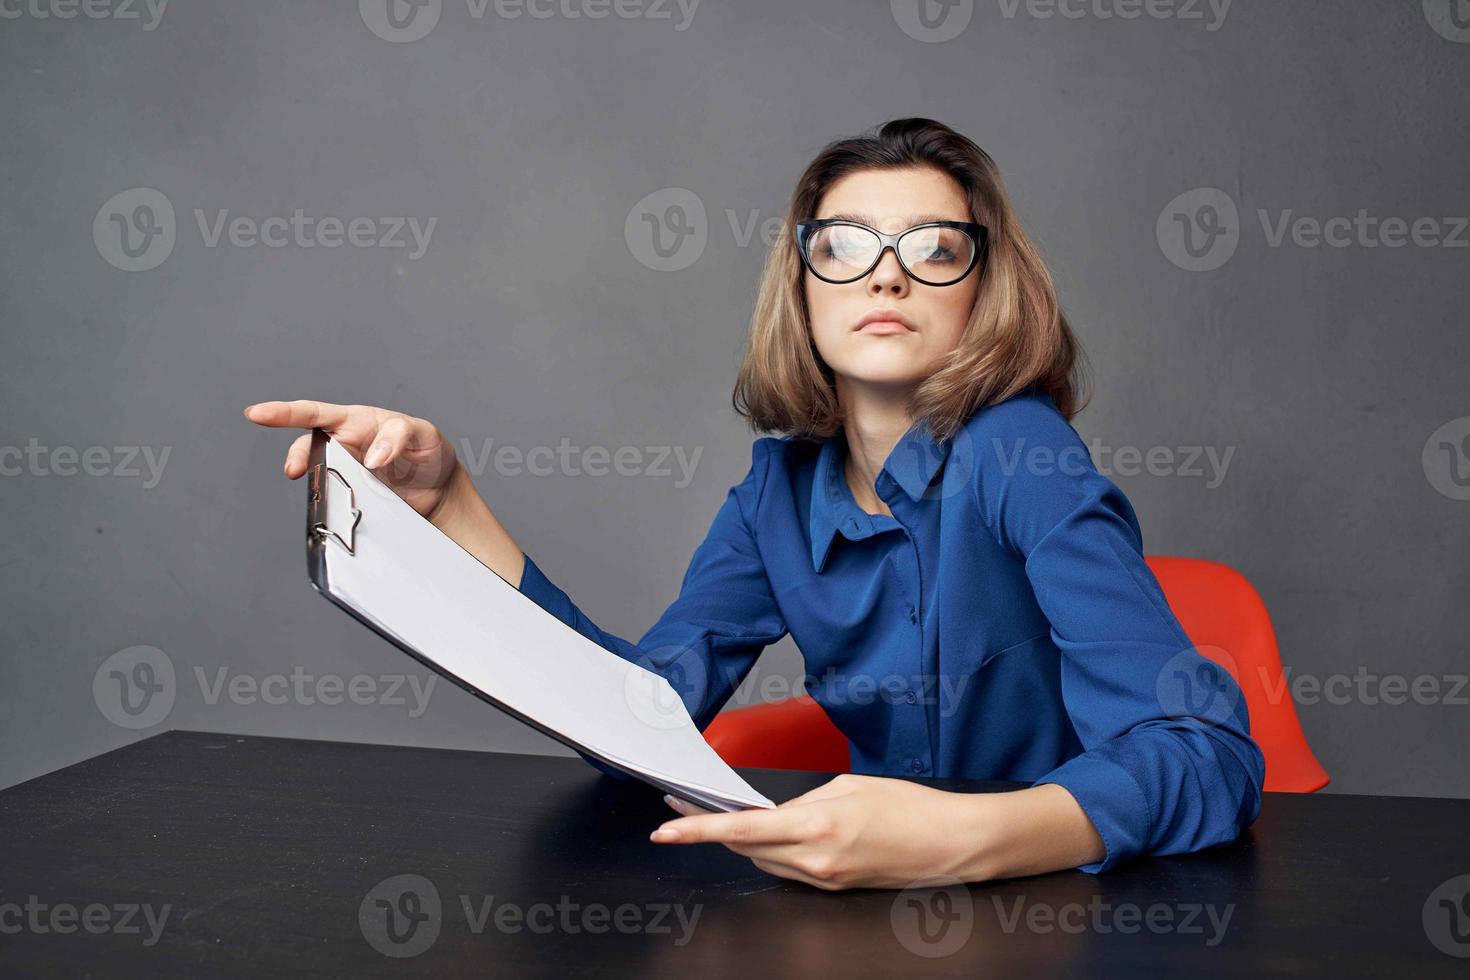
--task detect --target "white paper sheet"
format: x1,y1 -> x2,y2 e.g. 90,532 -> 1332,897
307,432 -> 774,811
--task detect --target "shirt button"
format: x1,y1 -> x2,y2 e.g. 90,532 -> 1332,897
905,604 -> 918,624
904,690 -> 918,705
909,759 -> 925,774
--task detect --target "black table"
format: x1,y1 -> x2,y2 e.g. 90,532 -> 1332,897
1,731 -> 1466,977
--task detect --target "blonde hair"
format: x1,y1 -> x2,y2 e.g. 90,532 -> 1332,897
733,117 -> 1088,442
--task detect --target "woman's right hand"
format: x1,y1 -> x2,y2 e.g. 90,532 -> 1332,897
243,400 -> 462,520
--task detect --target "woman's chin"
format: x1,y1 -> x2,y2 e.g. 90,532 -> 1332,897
833,365 -> 930,391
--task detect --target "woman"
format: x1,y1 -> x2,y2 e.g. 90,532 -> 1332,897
245,118 -> 1263,890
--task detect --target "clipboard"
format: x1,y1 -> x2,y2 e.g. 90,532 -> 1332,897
303,428 -> 775,812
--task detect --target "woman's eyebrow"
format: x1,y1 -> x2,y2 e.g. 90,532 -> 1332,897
819,211 -> 962,226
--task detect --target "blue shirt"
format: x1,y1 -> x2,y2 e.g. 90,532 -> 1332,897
517,388 -> 1264,872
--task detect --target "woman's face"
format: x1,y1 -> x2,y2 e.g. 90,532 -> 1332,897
804,166 -> 981,392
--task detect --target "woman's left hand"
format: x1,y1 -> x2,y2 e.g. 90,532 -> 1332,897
651,774 -> 990,891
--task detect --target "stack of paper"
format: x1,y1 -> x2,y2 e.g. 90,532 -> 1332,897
305,430 -> 774,812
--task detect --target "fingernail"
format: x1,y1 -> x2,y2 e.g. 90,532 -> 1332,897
650,826 -> 680,843
243,404 -> 256,417
365,443 -> 388,468
663,794 -> 682,809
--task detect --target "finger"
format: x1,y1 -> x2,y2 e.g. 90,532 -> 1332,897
243,399 -> 353,432
284,433 -> 313,480
649,806 -> 813,846
364,415 -> 410,469
663,794 -> 714,816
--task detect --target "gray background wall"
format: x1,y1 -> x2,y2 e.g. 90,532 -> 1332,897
2,0 -> 1466,798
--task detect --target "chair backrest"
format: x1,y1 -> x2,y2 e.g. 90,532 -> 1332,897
1144,555 -> 1328,792
705,556 -> 1329,792
703,694 -> 850,774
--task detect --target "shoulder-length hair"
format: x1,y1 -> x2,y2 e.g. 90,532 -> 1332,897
733,117 -> 1088,442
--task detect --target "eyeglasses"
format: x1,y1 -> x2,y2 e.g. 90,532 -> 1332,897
794,219 -> 988,287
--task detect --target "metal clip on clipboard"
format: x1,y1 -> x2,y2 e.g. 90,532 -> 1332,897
308,457 -> 361,556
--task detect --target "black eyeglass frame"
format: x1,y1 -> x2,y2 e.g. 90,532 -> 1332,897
794,218 -> 989,287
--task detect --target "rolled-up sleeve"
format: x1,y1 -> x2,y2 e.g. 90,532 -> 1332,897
969,396 -> 1265,873
515,440 -> 788,777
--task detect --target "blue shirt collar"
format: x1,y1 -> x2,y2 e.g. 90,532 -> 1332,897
808,421 -> 951,573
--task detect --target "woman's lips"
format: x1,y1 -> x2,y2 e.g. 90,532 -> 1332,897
857,320 -> 915,335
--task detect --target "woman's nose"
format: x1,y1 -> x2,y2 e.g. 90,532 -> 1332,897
866,248 -> 910,297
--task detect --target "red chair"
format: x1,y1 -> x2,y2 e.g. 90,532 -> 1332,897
703,555 -> 1329,793
703,694 -> 850,774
